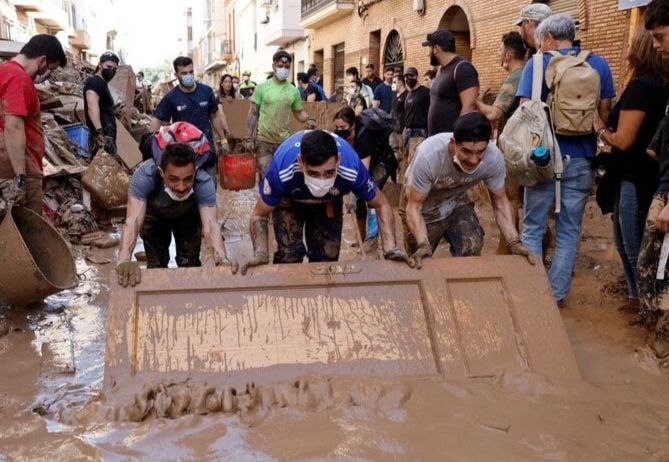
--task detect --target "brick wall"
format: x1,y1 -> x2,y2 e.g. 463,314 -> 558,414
307,0 -> 631,97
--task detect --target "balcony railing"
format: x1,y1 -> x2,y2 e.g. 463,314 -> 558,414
301,0 -> 353,18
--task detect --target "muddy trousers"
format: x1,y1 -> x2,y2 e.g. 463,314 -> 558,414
272,200 -> 344,264
256,141 -> 280,180
139,206 -> 202,268
403,202 -> 484,256
637,193 -> 669,351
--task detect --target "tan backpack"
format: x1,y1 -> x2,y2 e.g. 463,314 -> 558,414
545,50 -> 601,136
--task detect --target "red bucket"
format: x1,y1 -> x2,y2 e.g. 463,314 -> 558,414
219,152 -> 257,190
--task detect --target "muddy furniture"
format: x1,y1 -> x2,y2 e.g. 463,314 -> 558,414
0,207 -> 77,305
104,256 -> 580,399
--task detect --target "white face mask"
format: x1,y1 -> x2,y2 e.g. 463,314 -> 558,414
275,67 -> 290,81
164,185 -> 194,202
452,153 -> 483,175
391,83 -> 397,92
304,175 -> 336,198
348,87 -> 356,96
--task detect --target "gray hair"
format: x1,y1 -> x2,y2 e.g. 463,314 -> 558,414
534,14 -> 576,44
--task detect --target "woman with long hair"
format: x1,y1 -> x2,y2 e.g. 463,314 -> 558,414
218,73 -> 238,101
595,27 -> 669,312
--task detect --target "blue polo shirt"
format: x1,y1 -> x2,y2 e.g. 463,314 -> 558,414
153,83 -> 219,147
260,131 -> 377,206
516,48 -> 616,158
373,82 -> 394,113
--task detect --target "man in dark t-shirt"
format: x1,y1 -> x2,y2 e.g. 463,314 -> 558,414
362,64 -> 383,91
84,51 -> 119,156
403,66 -> 431,147
296,72 -> 323,102
423,29 -> 479,136
373,67 -> 395,113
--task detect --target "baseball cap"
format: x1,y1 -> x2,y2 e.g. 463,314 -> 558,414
273,50 -> 292,64
404,67 -> 418,77
422,30 -> 456,51
514,3 -> 552,26
100,50 -> 120,64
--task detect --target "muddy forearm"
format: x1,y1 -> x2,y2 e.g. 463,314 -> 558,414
246,104 -> 258,139
370,195 -> 397,252
4,117 -> 26,176
250,215 -> 269,257
119,217 -> 141,262
406,201 -> 428,245
201,207 -> 227,259
493,195 -> 520,244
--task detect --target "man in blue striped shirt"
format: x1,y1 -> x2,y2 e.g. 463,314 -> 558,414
240,130 -> 412,273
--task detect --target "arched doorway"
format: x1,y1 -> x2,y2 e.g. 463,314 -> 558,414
383,30 -> 404,73
439,6 -> 472,61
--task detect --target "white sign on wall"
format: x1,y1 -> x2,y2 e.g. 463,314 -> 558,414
618,0 -> 652,11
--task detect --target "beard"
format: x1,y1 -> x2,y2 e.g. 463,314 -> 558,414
429,52 -> 439,67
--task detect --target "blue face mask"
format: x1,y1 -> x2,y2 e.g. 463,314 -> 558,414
180,74 -> 195,87
275,67 -> 290,81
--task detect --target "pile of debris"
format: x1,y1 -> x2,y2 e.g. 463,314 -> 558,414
36,55 -> 147,244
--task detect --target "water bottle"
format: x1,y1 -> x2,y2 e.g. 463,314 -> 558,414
366,209 -> 379,240
531,146 -> 551,167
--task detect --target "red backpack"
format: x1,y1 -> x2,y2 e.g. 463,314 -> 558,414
151,122 -> 212,168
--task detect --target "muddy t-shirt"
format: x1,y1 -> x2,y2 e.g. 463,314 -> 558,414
404,133 -> 505,224
427,57 -> 479,136
251,78 -> 303,144
129,159 -> 216,208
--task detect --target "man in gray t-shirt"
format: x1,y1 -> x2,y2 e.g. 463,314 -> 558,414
115,143 -> 238,287
401,112 -> 534,267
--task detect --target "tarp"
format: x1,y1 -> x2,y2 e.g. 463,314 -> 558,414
105,256 -> 580,399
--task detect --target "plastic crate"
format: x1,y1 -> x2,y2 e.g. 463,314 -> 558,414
64,124 -> 89,157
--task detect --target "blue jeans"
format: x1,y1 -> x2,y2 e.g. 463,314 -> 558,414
522,157 -> 594,301
613,180 -> 646,299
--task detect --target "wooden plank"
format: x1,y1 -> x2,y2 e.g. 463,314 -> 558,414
115,118 -> 142,170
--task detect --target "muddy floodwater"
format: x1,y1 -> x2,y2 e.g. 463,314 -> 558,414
1,190 -> 668,461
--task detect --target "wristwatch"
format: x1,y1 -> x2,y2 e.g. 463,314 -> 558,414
15,174 -> 25,189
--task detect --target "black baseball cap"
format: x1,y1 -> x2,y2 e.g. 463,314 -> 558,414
422,30 -> 456,51
100,51 -> 120,64
404,67 -> 418,77
453,112 -> 492,143
273,50 -> 292,64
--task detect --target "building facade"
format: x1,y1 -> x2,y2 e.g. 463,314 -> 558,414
301,0 -> 634,97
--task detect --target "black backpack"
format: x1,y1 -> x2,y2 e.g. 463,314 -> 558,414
357,108 -> 398,181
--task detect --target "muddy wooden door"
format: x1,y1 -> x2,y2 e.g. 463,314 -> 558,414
104,256 -> 580,394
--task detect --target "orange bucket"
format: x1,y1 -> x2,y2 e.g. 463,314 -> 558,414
219,152 -> 257,190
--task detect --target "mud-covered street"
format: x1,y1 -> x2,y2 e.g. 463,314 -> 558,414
1,191 -> 668,461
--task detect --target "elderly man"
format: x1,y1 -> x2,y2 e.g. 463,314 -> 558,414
516,14 -> 615,304
516,3 -> 552,52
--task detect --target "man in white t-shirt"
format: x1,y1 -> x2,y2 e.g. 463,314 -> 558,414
401,112 -> 535,267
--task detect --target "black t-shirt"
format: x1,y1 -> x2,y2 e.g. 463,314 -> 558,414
362,76 -> 383,91
392,90 -> 408,131
609,73 -> 668,196
404,85 -> 431,130
427,56 -> 479,136
304,83 -> 323,102
84,75 -> 116,139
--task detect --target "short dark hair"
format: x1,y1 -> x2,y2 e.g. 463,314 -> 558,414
384,66 -> 394,74
646,0 -> 669,29
173,56 -> 193,72
502,31 -> 527,61
345,66 -> 359,77
306,67 -> 319,79
333,106 -> 356,127
20,34 -> 66,67
297,72 -> 309,84
453,112 -> 492,143
300,130 -> 338,166
160,143 -> 196,169
424,69 -> 437,79
395,75 -> 405,86
365,63 -> 375,70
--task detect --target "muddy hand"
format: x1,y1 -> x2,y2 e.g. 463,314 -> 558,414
116,261 -> 141,287
411,242 -> 432,270
304,118 -> 317,130
657,204 -> 669,234
384,248 -> 415,268
95,129 -> 107,151
0,176 -> 25,207
215,255 -> 239,275
508,239 -> 536,265
243,138 -> 255,153
240,252 -> 270,275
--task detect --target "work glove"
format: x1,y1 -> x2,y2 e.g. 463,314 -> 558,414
95,129 -> 107,150
384,248 -> 415,268
507,239 -> 536,265
242,138 -> 255,153
411,241 -> 432,270
116,261 -> 141,287
215,254 -> 239,275
304,118 -> 318,130
240,251 -> 270,275
0,176 -> 25,210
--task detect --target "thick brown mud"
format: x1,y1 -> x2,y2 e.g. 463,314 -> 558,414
0,191 -> 668,461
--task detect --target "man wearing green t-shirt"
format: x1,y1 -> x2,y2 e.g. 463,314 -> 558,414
245,51 -> 314,177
